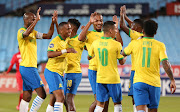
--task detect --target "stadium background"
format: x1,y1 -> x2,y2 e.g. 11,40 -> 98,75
0,0 -> 180,111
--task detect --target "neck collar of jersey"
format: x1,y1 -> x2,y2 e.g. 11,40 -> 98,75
22,27 -> 27,29
70,34 -> 78,38
92,29 -> 103,33
101,37 -> 112,39
58,34 -> 65,41
143,37 -> 154,39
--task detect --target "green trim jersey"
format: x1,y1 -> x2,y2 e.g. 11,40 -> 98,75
46,35 -> 67,76
124,37 -> 168,87
88,37 -> 124,84
129,29 -> 144,70
17,27 -> 38,68
85,30 -> 104,71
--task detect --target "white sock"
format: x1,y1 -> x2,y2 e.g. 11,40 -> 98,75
94,105 -> 104,112
19,99 -> 29,112
69,111 -> 76,112
46,104 -> 54,112
146,107 -> 148,112
137,110 -> 145,112
29,96 -> 44,112
54,102 -> 63,112
114,104 -> 122,112
133,104 -> 137,112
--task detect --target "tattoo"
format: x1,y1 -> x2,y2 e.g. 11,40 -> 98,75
162,60 -> 174,80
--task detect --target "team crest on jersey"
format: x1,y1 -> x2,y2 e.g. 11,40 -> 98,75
20,30 -> 25,33
49,43 -> 54,48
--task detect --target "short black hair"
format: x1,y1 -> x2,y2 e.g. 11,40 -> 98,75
143,20 -> 158,37
68,18 -> 81,29
133,19 -> 144,29
58,22 -> 69,29
103,21 -> 116,33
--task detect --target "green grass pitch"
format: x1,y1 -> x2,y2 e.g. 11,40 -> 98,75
0,93 -> 179,112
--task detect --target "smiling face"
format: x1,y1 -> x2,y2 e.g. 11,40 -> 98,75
59,23 -> 72,38
93,14 -> 103,32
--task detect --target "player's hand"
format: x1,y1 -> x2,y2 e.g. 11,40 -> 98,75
66,48 -> 77,53
36,7 -> 41,21
120,7 -> 123,17
113,15 -> 119,28
81,25 -> 85,30
122,5 -> 126,15
52,10 -> 58,24
89,12 -> 97,24
170,79 -> 176,94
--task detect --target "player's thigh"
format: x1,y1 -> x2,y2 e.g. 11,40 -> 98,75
133,82 -> 150,106
88,69 -> 97,95
96,83 -> 109,103
64,73 -> 82,95
148,85 -> 161,109
107,83 -> 122,103
128,71 -> 135,96
20,66 -> 44,91
44,68 -> 64,94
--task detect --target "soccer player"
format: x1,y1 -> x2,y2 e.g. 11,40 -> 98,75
45,21 -> 77,112
79,12 -> 123,112
17,8 -> 56,112
88,21 -> 126,112
120,5 -> 144,112
63,18 -> 84,112
3,47 -> 23,110
122,20 -> 176,112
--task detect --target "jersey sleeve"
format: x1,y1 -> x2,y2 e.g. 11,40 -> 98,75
17,28 -> 26,39
159,43 -> 168,61
129,29 -> 143,40
88,42 -> 95,58
47,40 -> 57,51
124,40 -> 135,56
117,43 -> 124,60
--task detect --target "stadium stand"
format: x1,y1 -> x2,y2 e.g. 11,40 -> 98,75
0,15 -> 180,71
65,0 -> 177,11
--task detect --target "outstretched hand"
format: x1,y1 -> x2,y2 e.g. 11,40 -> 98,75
52,10 -> 58,23
89,12 -> 97,24
36,7 -> 41,21
113,15 -> 119,28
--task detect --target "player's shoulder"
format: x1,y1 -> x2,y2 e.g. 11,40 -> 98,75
18,27 -> 26,33
153,39 -> 165,46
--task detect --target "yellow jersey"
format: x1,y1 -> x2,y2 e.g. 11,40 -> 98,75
129,29 -> 144,70
88,37 -> 124,84
45,35 -> 67,76
85,30 -> 104,71
124,37 -> 168,87
17,27 -> 38,68
65,35 -> 85,73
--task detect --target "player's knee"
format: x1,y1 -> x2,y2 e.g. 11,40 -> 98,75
24,95 -> 32,102
39,91 -> 47,99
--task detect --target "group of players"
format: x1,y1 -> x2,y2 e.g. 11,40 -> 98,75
5,4 -> 176,112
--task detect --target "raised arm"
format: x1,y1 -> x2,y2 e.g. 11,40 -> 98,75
78,12 -> 96,41
23,7 -> 41,37
162,60 -> 176,94
113,15 -> 123,46
120,6 -> 130,36
48,48 -> 77,58
123,5 -> 133,27
42,11 -> 57,39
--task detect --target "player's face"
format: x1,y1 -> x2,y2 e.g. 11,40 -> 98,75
93,15 -> 103,32
27,14 -> 36,26
111,25 -> 117,38
131,22 -> 142,32
61,24 -> 72,38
